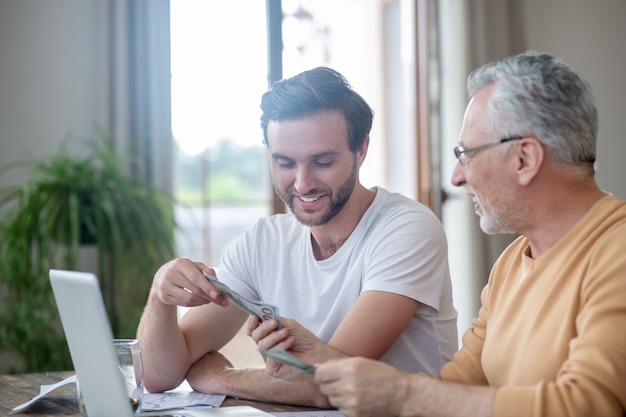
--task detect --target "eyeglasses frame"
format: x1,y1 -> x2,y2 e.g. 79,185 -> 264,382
454,136 -> 524,166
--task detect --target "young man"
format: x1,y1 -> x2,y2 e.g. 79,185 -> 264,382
255,52 -> 626,417
136,67 -> 458,406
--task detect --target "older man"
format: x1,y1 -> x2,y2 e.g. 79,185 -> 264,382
254,51 -> 626,417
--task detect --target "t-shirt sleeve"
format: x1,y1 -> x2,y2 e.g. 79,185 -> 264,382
215,220 -> 265,300
360,203 -> 450,315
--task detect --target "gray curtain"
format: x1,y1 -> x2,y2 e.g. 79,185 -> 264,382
93,0 -> 173,193
467,0 -> 526,69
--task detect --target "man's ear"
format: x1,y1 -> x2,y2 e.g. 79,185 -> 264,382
516,137 -> 544,186
356,135 -> 370,168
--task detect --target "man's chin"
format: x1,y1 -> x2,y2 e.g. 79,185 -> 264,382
478,214 -> 495,234
479,217 -> 513,235
293,210 -> 322,227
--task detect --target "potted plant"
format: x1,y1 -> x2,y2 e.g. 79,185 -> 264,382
0,132 -> 177,373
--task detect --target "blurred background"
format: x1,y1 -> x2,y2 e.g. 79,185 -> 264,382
1,0 -> 625,373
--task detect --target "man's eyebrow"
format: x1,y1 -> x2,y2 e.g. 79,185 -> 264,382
309,150 -> 341,159
271,150 -> 341,160
271,152 -> 292,160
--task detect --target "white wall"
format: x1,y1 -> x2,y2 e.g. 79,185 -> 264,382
522,0 -> 626,199
0,1 -> 100,188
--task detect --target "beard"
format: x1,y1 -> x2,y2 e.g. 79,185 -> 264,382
479,212 -> 512,235
476,191 -> 527,235
274,159 -> 357,227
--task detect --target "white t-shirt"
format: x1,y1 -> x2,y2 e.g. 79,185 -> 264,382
218,187 -> 458,375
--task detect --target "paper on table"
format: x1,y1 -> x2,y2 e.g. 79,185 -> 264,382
143,381 -> 225,411
271,412 -> 345,416
11,374 -> 77,413
11,374 -> 225,413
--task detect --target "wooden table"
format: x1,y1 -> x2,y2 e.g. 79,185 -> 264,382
0,371 -> 324,416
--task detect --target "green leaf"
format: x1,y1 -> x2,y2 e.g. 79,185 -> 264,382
0,132 -> 178,372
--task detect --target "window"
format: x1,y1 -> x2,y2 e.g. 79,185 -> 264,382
170,1 -> 271,265
280,0 -> 386,190
170,0 -> 418,264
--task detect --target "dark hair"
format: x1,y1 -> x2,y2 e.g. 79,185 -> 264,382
260,67 -> 374,152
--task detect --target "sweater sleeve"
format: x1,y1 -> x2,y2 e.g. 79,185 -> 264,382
439,284 -> 490,385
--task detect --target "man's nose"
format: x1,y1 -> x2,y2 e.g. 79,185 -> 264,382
294,166 -> 315,194
450,161 -> 466,187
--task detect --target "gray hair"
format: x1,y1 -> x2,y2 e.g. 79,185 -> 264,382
467,51 -> 598,174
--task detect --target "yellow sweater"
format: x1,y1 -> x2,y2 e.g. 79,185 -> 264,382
440,194 -> 626,417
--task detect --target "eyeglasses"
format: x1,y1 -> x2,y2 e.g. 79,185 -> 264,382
453,136 -> 524,166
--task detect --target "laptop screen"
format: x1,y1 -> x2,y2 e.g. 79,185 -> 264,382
50,269 -> 136,417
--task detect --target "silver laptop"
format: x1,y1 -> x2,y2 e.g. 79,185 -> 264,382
49,269 -> 272,417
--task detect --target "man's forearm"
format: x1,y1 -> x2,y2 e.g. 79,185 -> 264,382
402,374 -> 496,417
229,367 -> 328,407
137,292 -> 189,392
188,360 -> 331,408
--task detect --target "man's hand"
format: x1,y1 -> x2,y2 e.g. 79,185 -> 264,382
314,357 -> 410,417
248,316 -> 346,378
138,258 -> 247,394
315,357 -> 498,417
151,257 -> 229,308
